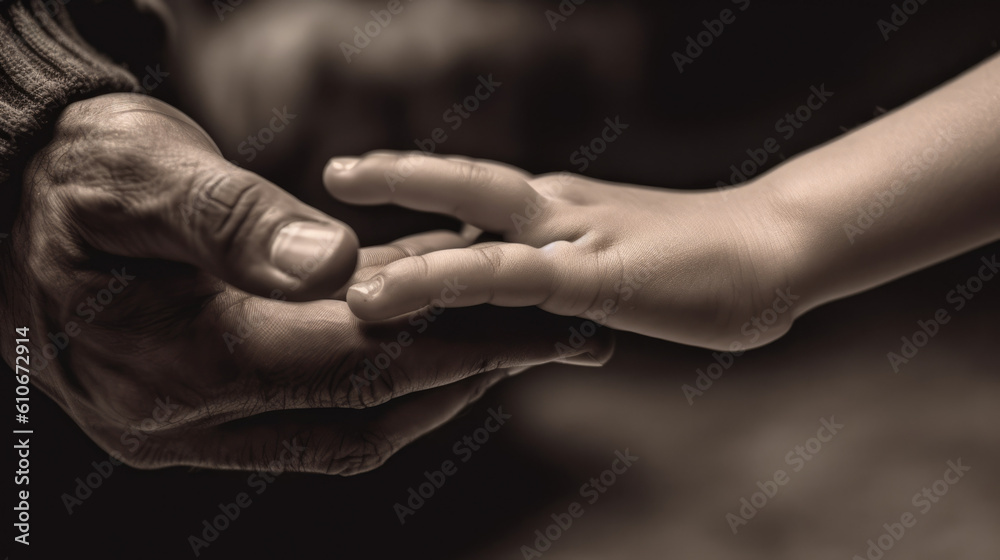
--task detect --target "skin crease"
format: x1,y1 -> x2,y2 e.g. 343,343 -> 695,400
0,94 -> 614,475
1,6 -> 994,477
326,53 -> 1000,352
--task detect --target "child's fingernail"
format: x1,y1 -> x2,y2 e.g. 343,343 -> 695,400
349,276 -> 384,300
327,157 -> 360,173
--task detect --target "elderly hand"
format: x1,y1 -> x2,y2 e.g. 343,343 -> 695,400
0,95 -> 613,475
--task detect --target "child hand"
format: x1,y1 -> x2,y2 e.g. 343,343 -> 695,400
324,152 -> 800,350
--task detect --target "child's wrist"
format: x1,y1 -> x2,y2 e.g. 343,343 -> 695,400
729,176 -> 816,331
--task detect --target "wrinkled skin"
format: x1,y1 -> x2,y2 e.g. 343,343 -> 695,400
0,94 -> 613,475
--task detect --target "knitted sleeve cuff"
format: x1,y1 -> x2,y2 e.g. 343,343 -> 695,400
0,0 -> 140,186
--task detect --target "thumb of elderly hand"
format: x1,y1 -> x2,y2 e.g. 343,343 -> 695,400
30,93 -> 358,300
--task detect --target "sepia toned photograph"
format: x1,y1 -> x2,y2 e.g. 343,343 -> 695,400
3,0 -> 999,558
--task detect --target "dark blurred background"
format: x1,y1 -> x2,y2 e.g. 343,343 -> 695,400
12,0 -> 1000,558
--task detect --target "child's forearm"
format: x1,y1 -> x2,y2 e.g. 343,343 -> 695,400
322,53 -> 1000,349
762,53 -> 1000,316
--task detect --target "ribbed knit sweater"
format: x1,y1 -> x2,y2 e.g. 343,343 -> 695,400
0,0 -> 139,192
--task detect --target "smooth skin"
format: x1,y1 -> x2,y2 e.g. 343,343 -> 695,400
326,53 -> 1000,351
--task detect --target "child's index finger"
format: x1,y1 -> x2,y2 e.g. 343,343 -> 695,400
323,151 -> 547,234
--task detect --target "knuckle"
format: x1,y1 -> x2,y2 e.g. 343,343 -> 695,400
466,355 -> 502,377
256,434 -> 309,474
378,244 -> 414,262
59,150 -> 164,229
474,245 -> 505,278
532,173 -> 577,201
183,169 -> 272,249
457,161 -> 495,189
185,169 -> 252,223
333,357 -> 402,410
356,245 -> 412,272
332,428 -> 397,476
398,254 -> 430,280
